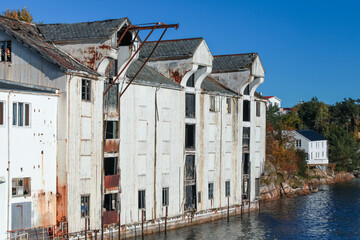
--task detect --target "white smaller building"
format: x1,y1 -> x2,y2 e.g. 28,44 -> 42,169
291,130 -> 329,166
263,96 -> 281,108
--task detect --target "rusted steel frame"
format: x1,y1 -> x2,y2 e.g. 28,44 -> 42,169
119,28 -> 167,99
104,23 -> 159,97
116,25 -> 131,47
128,23 -> 179,31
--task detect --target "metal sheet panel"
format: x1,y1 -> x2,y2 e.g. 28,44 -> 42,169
11,202 -> 31,230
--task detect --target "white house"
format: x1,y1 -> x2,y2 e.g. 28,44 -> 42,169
291,130 -> 329,167
263,96 -> 281,108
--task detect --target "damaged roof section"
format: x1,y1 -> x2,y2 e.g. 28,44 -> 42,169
126,60 -> 182,89
38,18 -> 128,42
201,76 -> 237,96
212,53 -> 258,73
0,16 -> 99,77
139,38 -> 204,61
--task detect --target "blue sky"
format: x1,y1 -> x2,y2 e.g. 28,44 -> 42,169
1,0 -> 359,107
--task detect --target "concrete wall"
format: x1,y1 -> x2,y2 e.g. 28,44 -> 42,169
0,90 -> 57,239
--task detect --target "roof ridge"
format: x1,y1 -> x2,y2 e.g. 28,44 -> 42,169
0,15 -> 36,26
214,53 -> 257,57
145,37 -> 203,43
38,17 -> 127,26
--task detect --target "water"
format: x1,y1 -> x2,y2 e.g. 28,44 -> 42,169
141,179 -> 360,240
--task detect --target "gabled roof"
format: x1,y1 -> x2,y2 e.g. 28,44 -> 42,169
0,79 -> 57,94
126,60 -> 182,89
139,38 -> 204,61
212,53 -> 257,73
0,16 -> 99,76
296,130 -> 327,141
201,76 -> 237,96
38,18 -> 128,42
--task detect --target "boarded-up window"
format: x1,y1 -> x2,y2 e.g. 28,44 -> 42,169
138,190 -> 146,209
12,178 -> 31,197
0,102 -> 4,125
81,195 -> 90,217
243,100 -> 250,121
185,93 -> 195,118
185,124 -> 195,149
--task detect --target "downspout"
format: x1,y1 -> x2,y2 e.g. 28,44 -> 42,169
153,86 -> 160,219
219,95 -> 223,207
7,91 -> 12,233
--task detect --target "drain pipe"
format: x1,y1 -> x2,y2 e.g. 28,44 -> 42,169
153,86 -> 160,220
7,92 -> 12,234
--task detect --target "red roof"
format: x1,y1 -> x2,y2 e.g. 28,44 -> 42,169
263,96 -> 274,99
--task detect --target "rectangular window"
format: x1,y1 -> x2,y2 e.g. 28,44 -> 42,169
12,178 -> 31,197
185,124 -> 195,149
82,79 -> 91,101
198,191 -> 201,203
105,121 -> 119,139
295,140 -> 302,148
162,187 -> 169,206
225,181 -> 230,197
0,41 -> 11,62
81,195 -> 90,217
104,193 -> 117,212
185,155 -> 195,181
104,157 -> 118,176
256,101 -> 261,117
255,178 -> 260,198
185,93 -> 195,118
12,102 -> 30,127
0,102 -> 4,125
226,98 -> 231,114
208,183 -> 214,200
243,100 -> 250,121
209,96 -> 220,112
243,127 -> 250,152
138,190 -> 146,209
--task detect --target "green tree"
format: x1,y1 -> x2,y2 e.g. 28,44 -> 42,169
3,6 -> 33,23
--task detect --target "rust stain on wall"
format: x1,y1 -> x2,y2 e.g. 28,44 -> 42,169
83,46 -> 103,70
56,178 -> 67,224
169,69 -> 183,84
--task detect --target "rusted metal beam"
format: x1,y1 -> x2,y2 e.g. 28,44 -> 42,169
119,28 -> 167,98
128,23 -> 179,31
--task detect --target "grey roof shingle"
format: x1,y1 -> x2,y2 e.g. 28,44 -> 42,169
126,60 -> 182,89
0,79 -> 57,94
296,130 -> 327,141
201,76 -> 237,96
139,38 -> 203,60
212,53 -> 257,73
0,16 -> 99,76
38,18 -> 127,42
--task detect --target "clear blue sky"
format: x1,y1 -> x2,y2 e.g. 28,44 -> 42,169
1,0 -> 359,107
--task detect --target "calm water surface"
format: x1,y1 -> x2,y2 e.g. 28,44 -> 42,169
141,179 -> 360,240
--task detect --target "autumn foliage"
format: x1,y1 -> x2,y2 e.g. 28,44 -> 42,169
3,6 -> 33,23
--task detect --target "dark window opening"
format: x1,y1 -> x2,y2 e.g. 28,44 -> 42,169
209,96 -> 220,112
105,121 -> 119,139
185,185 -> 196,211
12,178 -> 31,197
243,127 -> 250,152
104,193 -> 117,212
185,155 -> 195,181
117,30 -> 133,46
104,157 -> 118,176
244,84 -> 250,95
225,181 -> 230,197
255,178 -> 260,198
0,102 -> 4,125
82,79 -> 91,101
208,183 -> 214,200
186,74 -> 195,87
243,100 -> 250,122
243,153 -> 250,175
226,98 -> 231,114
81,195 -> 90,217
185,124 -> 195,149
104,82 -> 119,111
256,101 -> 261,117
186,93 -> 195,118
198,191 -> 201,203
0,41 -> 11,62
162,187 -> 169,206
138,190 -> 146,209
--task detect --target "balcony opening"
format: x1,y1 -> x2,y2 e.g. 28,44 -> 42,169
243,100 -> 250,122
186,93 -> 195,118
105,121 -> 119,139
104,157 -> 118,176
185,124 -> 195,149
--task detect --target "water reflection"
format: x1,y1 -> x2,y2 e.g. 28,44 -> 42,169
141,179 -> 360,240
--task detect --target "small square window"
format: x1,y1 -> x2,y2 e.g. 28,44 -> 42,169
81,195 -> 90,217
138,190 -> 146,209
162,187 -> 169,206
82,79 -> 91,101
208,183 -> 214,200
12,178 -> 31,197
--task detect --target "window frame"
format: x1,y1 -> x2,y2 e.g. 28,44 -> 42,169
138,190 -> 146,209
12,177 -> 31,197
225,181 -> 230,197
185,93 -> 196,118
185,124 -> 196,149
226,97 -> 231,114
0,40 -> 11,62
256,101 -> 261,117
208,182 -> 214,200
0,101 -> 4,126
162,187 -> 169,207
82,79 -> 91,101
12,102 -> 31,127
81,195 -> 90,218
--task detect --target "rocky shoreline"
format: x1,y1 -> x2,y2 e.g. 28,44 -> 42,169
260,168 -> 356,202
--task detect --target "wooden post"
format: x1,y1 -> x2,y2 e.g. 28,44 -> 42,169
85,218 -> 87,240
118,212 -> 121,240
227,196 -> 229,222
165,206 -> 168,235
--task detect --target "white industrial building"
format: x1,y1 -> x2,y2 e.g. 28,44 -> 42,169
0,15 -> 267,238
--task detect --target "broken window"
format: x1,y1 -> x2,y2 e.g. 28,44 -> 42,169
0,102 -> 4,125
209,96 -> 220,112
162,187 -> 169,207
225,181 -> 230,197
185,155 -> 195,181
226,98 -> 231,114
12,102 -> 30,127
255,178 -> 260,198
117,30 -> 133,46
208,183 -> 214,200
104,82 -> 119,111
186,74 -> 195,87
244,84 -> 250,95
82,79 -> 91,101
104,157 -> 118,176
105,121 -> 119,139
12,178 -> 31,197
185,185 -> 197,211
256,101 -> 261,117
138,190 -> 146,209
81,195 -> 90,217
243,100 -> 250,121
0,41 -> 11,62
185,124 -> 195,149
104,193 -> 117,212
185,93 -> 195,118
243,153 -> 250,175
